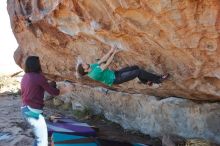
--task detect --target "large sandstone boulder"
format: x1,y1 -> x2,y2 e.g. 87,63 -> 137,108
8,1 -> 220,144
7,0 -> 220,100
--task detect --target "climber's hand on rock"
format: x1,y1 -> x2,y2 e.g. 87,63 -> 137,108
113,48 -> 121,54
110,47 -> 116,53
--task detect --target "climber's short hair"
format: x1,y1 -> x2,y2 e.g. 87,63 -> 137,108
77,63 -> 88,76
25,56 -> 42,73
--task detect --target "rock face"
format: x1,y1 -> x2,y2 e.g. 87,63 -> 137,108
8,0 -> 220,143
56,82 -> 220,144
7,0 -> 220,100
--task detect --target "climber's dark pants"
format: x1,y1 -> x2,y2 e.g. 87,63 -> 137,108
113,65 -> 162,84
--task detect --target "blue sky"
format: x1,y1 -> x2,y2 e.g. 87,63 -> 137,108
0,0 -> 20,74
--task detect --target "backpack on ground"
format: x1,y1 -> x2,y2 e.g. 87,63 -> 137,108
46,116 -> 97,137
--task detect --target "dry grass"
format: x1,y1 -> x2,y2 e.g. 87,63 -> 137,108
0,74 -> 20,95
185,139 -> 213,146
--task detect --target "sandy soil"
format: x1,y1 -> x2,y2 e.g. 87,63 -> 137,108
0,95 -> 33,146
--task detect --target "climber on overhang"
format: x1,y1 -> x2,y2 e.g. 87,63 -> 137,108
77,47 -> 169,87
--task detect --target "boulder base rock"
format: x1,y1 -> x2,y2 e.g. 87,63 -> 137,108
57,82 -> 220,144
7,0 -> 220,100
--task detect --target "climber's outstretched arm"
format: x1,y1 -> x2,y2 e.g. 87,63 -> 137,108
97,47 -> 115,65
100,49 -> 117,70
